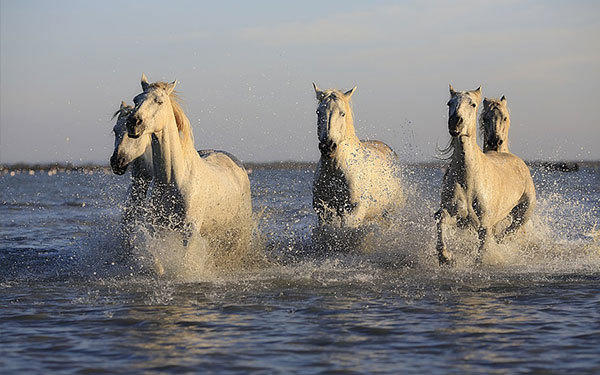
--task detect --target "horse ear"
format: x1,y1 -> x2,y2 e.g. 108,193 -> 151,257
313,82 -> 324,101
344,86 -> 357,99
120,100 -> 128,109
166,80 -> 177,95
500,95 -> 506,103
449,84 -> 456,96
141,73 -> 150,91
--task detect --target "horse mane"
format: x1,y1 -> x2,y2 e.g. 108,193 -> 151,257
112,105 -> 133,120
169,93 -> 195,149
149,82 -> 195,149
436,137 -> 456,160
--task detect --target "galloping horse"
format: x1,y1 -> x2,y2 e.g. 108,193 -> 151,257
480,95 -> 510,153
435,85 -> 535,265
118,74 -> 252,245
109,101 -> 153,230
312,83 -> 403,230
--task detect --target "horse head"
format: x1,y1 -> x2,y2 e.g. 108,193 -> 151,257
481,95 -> 510,152
110,100 -> 151,175
126,73 -> 177,139
447,84 -> 481,138
313,83 -> 357,156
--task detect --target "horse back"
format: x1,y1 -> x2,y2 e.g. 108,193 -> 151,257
361,140 -> 398,160
195,149 -> 250,194
484,151 -> 533,185
197,149 -> 245,170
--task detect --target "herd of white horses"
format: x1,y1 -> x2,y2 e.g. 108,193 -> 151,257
109,74 -> 535,267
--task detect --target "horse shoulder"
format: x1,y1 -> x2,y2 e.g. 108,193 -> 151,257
440,164 -> 469,217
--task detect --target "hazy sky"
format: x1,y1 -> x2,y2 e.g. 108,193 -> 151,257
1,0 -> 599,163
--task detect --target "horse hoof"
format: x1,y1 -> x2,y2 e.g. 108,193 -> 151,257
439,258 -> 454,266
154,259 -> 165,276
438,251 -> 454,266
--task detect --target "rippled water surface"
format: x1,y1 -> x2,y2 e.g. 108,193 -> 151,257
1,166 -> 599,374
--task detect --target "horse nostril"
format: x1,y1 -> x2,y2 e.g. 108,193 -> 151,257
448,115 -> 462,128
135,117 -> 142,126
126,117 -> 135,129
110,154 -> 127,175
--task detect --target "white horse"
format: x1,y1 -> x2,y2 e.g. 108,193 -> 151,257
109,101 -> 153,230
312,83 -> 403,230
435,85 -> 536,265
480,95 -> 510,153
120,74 -> 252,246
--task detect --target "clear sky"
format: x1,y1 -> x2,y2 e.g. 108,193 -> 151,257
1,0 -> 599,163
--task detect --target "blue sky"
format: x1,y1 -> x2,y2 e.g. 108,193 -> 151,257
1,0 -> 599,163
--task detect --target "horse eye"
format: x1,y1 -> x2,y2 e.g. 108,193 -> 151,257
340,111 -> 345,117
471,103 -> 476,108
503,117 -> 508,121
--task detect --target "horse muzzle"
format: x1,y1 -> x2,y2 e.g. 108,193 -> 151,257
485,137 -> 503,150
448,115 -> 463,137
110,154 -> 128,175
319,139 -> 337,156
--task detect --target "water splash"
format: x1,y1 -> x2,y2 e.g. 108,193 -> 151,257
31,166 -> 599,286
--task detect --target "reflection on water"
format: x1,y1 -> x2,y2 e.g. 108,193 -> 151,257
1,166 -> 599,373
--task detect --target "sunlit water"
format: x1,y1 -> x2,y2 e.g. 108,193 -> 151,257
1,165 -> 599,374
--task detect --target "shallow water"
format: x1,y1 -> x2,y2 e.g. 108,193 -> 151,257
1,166 -> 599,374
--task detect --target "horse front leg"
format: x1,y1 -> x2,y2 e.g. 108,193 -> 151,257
435,209 -> 453,265
476,226 -> 491,264
343,203 -> 367,229
498,194 -> 535,242
182,221 -> 196,247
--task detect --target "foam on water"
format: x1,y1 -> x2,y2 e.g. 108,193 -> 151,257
73,210 -> 269,283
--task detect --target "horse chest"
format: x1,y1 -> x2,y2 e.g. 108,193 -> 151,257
150,183 -> 186,228
313,161 -> 355,217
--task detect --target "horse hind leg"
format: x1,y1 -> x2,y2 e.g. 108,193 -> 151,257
435,209 -> 453,265
498,195 -> 534,242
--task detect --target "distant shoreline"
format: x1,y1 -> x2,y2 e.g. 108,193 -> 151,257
1,160 -> 597,174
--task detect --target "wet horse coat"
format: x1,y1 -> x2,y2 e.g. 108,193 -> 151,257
121,75 -> 252,246
435,85 -> 536,265
312,84 -> 403,229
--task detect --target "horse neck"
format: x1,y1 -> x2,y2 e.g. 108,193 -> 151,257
501,118 -> 511,152
151,116 -> 198,186
131,144 -> 153,181
451,125 -> 483,170
498,141 -> 510,153
343,106 -> 360,142
331,125 -> 360,163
